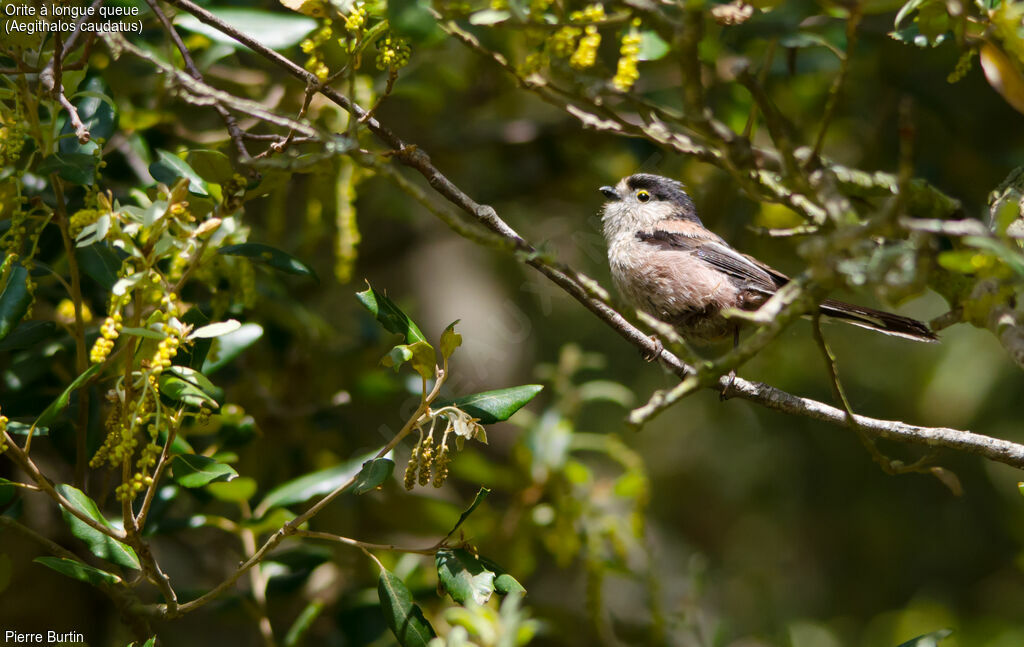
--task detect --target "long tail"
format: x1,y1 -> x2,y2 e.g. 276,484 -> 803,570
819,299 -> 937,342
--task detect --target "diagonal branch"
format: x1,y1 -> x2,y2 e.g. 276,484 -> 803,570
149,0 -> 1024,471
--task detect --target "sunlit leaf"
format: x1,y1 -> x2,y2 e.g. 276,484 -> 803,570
175,8 -> 317,50
208,477 -> 258,502
203,323 -> 263,373
351,458 -> 394,494
896,629 -> 953,647
55,484 -> 139,570
436,549 -> 496,606
171,455 -> 238,488
189,319 -> 242,339
435,385 -> 543,424
441,320 -> 462,360
980,42 -> 1024,115
149,149 -> 209,196
356,282 -> 426,344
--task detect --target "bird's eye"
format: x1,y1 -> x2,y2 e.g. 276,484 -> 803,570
636,190 -> 651,202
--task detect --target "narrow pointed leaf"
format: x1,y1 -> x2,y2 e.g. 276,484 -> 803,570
149,149 -> 209,195
435,385 -> 543,424
219,243 -> 318,280
378,568 -> 436,647
170,455 -> 238,488
55,484 -> 139,569
258,449 -> 377,511
896,629 -> 953,647
35,363 -> 103,427
446,487 -> 490,538
356,282 -> 426,344
0,263 -> 32,342
34,557 -> 121,587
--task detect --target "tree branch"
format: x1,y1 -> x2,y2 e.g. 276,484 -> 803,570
146,0 -> 1024,471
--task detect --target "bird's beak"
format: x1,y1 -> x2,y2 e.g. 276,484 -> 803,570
599,186 -> 620,201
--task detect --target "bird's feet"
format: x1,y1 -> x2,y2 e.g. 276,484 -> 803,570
641,335 -> 664,362
719,369 -> 737,401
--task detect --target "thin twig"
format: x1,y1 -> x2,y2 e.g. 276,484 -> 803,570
295,530 -> 441,555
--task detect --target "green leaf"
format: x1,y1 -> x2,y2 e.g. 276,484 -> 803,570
171,455 -> 238,488
445,486 -> 490,538
258,449 -> 378,511
76,243 -> 122,290
894,0 -> 930,28
219,243 -> 318,280
435,385 -> 543,424
0,263 -> 32,342
55,484 -> 139,570
896,629 -> 953,647
189,319 -> 242,339
494,572 -> 526,595
165,365 -> 220,397
175,8 -> 317,50
203,322 -> 263,373
436,549 -> 496,606
60,76 -> 117,155
637,30 -> 669,61
34,557 -> 121,587
186,149 -> 235,185
356,282 -> 426,344
441,320 -> 462,360
7,421 -> 48,437
243,507 -> 294,536
283,601 -> 325,647
150,149 -> 209,195
381,340 -> 435,379
208,476 -> 258,502
37,153 -> 97,185
35,363 -> 103,427
378,568 -> 437,647
382,344 -> 414,371
468,9 -> 510,24
352,458 -> 394,494
159,374 -> 220,409
120,326 -> 166,340
0,321 -> 56,351
387,0 -> 443,43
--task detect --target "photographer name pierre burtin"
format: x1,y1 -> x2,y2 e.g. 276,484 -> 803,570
4,629 -> 85,645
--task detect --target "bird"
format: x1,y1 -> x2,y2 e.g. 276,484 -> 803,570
598,173 -> 937,345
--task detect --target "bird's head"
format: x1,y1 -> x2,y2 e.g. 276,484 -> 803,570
598,173 -> 700,236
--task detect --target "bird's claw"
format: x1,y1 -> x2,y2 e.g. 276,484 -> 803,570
641,335 -> 664,362
719,369 -> 737,401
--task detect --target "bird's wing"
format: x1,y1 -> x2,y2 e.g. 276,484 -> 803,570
638,229 -> 785,295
